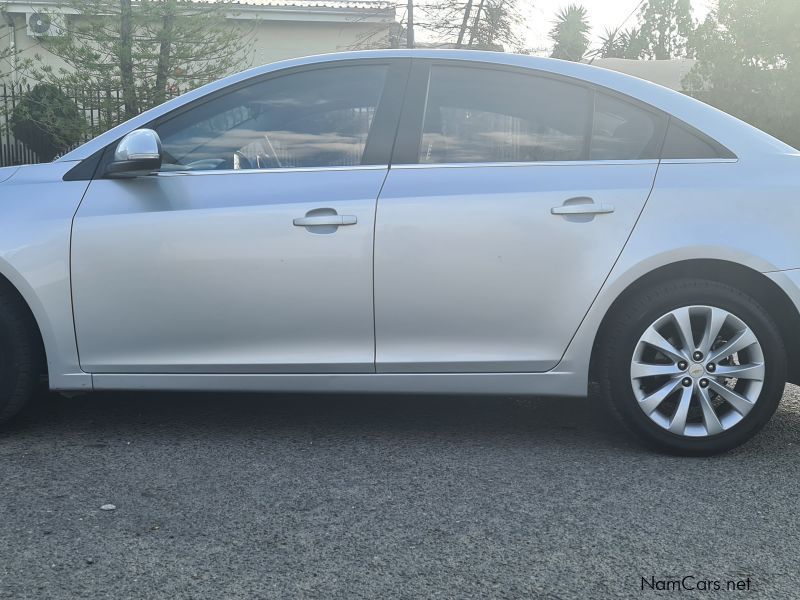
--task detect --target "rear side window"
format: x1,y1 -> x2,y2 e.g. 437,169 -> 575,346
590,93 -> 665,160
661,121 -> 735,159
419,66 -> 591,164
412,64 -> 731,164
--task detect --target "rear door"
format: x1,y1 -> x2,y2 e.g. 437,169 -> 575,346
374,61 -> 666,373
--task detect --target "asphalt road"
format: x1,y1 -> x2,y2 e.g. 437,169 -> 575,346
1,385 -> 800,599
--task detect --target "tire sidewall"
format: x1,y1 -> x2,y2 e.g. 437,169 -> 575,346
0,293 -> 39,424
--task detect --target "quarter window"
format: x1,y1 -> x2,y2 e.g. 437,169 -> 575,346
154,64 -> 388,171
661,121 -> 735,159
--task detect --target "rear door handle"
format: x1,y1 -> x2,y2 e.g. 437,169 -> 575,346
293,215 -> 357,227
551,202 -> 615,216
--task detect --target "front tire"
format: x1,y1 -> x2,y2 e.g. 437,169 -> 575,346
0,287 -> 43,426
596,279 -> 787,455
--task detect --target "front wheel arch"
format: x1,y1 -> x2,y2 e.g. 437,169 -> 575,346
0,272 -> 47,384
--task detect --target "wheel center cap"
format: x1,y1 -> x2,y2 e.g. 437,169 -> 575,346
688,363 -> 705,378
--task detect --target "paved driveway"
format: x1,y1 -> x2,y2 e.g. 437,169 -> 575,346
1,386 -> 799,599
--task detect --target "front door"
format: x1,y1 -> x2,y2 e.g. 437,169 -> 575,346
374,62 -> 667,373
72,61 -> 403,374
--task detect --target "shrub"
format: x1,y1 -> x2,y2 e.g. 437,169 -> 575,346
9,84 -> 85,161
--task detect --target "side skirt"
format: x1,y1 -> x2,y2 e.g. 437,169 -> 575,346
90,372 -> 587,397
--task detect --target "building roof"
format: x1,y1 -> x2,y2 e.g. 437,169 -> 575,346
5,0 -> 396,21
228,0 -> 393,8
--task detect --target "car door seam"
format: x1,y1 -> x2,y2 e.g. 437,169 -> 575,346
551,159 -> 664,372
372,167 -> 392,372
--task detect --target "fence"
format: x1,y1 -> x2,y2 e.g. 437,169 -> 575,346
0,83 -> 185,167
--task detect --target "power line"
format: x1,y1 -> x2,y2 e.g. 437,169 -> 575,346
616,0 -> 648,34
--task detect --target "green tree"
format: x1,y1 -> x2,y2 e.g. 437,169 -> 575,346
9,84 -> 85,161
597,26 -> 648,59
686,0 -> 800,149
549,4 -> 591,62
20,0 -> 253,125
638,0 -> 695,59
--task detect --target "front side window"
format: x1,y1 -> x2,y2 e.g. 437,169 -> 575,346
419,66 -> 592,164
154,64 -> 387,171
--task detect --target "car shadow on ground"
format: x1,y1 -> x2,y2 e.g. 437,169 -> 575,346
5,389 -> 632,444
4,386 -> 800,456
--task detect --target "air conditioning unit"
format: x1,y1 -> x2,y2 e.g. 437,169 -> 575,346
26,11 -> 66,37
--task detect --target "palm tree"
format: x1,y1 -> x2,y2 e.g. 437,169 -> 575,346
549,4 -> 591,62
598,26 -> 623,58
618,26 -> 647,60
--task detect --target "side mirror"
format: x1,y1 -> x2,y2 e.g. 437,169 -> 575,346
106,129 -> 163,178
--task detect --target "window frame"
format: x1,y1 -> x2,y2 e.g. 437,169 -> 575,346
86,58 -> 411,180
391,59 -> 735,167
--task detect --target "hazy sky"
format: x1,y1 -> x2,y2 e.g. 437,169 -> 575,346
523,0 -> 714,51
415,0 -> 715,52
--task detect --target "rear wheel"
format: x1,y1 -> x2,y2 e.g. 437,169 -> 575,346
596,279 -> 787,455
0,287 -> 43,426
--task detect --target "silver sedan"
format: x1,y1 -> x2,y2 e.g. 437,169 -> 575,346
1,50 -> 798,455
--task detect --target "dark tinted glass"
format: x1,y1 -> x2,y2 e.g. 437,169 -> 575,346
155,65 -> 387,171
419,66 -> 592,164
590,93 -> 665,160
661,122 -> 733,159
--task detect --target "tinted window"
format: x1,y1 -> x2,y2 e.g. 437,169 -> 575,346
419,66 -> 592,164
661,122 -> 734,159
155,65 -> 387,171
590,93 -> 665,160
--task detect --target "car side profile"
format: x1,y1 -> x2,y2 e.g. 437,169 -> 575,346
0,49 -> 799,454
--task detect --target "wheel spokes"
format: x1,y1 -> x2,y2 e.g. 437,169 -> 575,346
707,328 -> 758,364
671,307 -> 696,356
698,307 -> 728,357
639,326 -> 687,363
712,362 -> 765,381
630,362 -> 684,379
638,377 -> 682,415
667,385 -> 693,435
708,379 -> 755,415
698,386 -> 724,435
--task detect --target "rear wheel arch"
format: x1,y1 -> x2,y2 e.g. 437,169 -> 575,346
590,259 -> 800,386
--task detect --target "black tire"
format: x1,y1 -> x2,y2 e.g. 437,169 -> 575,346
595,278 -> 787,456
0,285 -> 43,426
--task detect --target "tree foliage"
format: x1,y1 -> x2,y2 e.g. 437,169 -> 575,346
19,0 -> 253,123
549,4 -> 591,62
637,0 -> 695,59
686,0 -> 800,149
597,26 -> 648,60
421,0 -> 525,51
9,84 -> 84,161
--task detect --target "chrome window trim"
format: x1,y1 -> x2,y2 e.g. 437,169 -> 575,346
149,159 -> 738,177
390,158 -> 740,170
391,159 -> 660,169
659,158 -> 739,165
153,164 -> 389,177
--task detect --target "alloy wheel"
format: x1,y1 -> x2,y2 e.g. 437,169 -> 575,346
630,305 -> 765,437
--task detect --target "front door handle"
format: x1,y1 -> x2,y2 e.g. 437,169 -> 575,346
551,199 -> 615,216
293,215 -> 357,227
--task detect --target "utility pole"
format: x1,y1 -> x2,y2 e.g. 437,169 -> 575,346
406,0 -> 414,48
466,0 -> 486,47
456,0 -> 474,48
